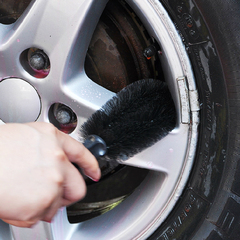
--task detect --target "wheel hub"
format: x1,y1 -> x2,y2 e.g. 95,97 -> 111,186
0,78 -> 41,123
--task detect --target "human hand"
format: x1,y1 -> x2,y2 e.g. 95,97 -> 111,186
0,122 -> 100,227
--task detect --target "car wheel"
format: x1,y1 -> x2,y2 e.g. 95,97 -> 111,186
0,0 -> 239,239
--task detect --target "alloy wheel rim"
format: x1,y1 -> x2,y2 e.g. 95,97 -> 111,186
0,0 -> 199,239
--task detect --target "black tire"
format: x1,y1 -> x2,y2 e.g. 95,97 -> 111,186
149,0 -> 240,239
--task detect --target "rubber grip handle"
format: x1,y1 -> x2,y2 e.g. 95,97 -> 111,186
83,135 -> 107,159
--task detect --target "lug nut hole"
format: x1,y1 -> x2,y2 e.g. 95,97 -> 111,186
48,103 -> 77,134
20,48 -> 50,78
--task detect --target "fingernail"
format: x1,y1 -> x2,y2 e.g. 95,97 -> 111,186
87,175 -> 100,182
85,168 -> 101,182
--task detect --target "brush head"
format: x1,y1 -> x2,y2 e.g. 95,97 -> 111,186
81,79 -> 176,162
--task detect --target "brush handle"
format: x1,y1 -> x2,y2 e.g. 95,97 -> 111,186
83,135 -> 107,159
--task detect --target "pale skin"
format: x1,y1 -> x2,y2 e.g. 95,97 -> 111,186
0,122 -> 101,228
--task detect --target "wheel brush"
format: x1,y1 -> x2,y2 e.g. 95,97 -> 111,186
81,79 -> 176,162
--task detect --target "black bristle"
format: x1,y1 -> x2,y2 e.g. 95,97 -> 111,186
81,79 -> 176,161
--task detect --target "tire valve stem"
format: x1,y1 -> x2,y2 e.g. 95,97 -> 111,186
143,43 -> 160,60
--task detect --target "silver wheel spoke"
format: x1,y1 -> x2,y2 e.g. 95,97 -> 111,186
64,73 -> 115,112
118,124 -> 189,173
61,73 -> 115,131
